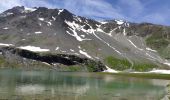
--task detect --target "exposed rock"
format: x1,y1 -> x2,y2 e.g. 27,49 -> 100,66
0,46 -> 106,72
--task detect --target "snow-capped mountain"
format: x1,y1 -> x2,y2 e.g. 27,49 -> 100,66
0,6 -> 170,72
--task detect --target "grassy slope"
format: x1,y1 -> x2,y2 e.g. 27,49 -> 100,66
104,56 -> 158,72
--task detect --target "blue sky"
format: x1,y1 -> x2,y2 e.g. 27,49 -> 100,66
0,0 -> 170,26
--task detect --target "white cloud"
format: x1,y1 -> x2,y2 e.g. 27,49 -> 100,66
0,0 -> 169,25
61,0 -> 126,20
0,0 -> 126,20
0,0 -> 55,12
0,0 -> 21,12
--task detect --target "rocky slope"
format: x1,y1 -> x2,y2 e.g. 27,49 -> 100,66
0,6 -> 170,72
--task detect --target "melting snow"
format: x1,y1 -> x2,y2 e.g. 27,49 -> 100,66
35,31 -> 42,34
80,35 -> 85,38
100,21 -> 108,24
18,46 -> 50,52
79,50 -> 92,59
52,16 -> 56,21
65,21 -> 91,41
128,39 -> 143,51
58,9 -> 64,15
96,28 -> 105,33
93,32 -> 122,55
123,28 -> 126,36
55,47 -> 60,50
6,12 -> 13,16
146,53 -> 156,60
61,51 -> 66,53
164,62 -> 170,66
146,47 -> 157,52
115,20 -> 124,25
103,66 -> 118,73
38,18 -> 44,21
78,46 -> 81,49
149,70 -> 170,74
0,43 -> 13,46
3,27 -> 9,30
25,7 -> 37,12
70,49 -> 75,52
47,21 -> 52,26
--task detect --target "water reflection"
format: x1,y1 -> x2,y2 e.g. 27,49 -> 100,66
0,69 -> 168,100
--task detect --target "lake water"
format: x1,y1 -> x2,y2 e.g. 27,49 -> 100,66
0,69 -> 168,100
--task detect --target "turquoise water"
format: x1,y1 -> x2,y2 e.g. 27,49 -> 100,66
0,69 -> 167,100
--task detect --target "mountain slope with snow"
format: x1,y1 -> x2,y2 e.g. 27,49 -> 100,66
0,6 -> 170,72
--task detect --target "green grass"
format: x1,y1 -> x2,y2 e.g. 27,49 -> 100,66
104,56 -> 158,71
132,63 -> 157,72
60,65 -> 83,72
146,37 -> 169,50
99,72 -> 170,80
104,56 -> 131,71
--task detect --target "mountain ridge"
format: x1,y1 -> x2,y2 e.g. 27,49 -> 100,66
0,6 -> 170,72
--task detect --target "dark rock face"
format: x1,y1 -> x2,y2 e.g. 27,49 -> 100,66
0,47 -> 106,72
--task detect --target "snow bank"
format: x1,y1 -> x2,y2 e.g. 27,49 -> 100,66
58,9 -> 64,15
149,70 -> 170,74
35,31 -> 42,34
25,7 -> 37,12
103,66 -> 118,73
0,43 -> 13,46
115,20 -> 124,25
146,47 -> 157,52
79,50 -> 92,59
18,46 -> 50,52
38,18 -> 44,21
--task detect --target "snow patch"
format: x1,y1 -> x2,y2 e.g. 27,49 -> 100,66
35,31 -> 42,34
38,18 -> 44,21
65,21 -> 91,41
115,20 -> 124,25
47,21 -> 52,26
93,32 -> 122,55
103,66 -> 118,73
146,53 -> 156,60
0,43 -> 13,46
55,47 -> 60,50
78,46 -> 81,49
6,12 -> 13,15
61,50 -> 66,53
79,50 -> 92,59
146,47 -> 157,52
52,16 -> 56,21
100,21 -> 108,24
18,46 -> 50,52
149,70 -> 170,74
80,35 -> 85,38
25,7 -> 37,12
164,62 -> 170,66
70,49 -> 75,52
3,27 -> 9,30
128,39 -> 143,51
58,9 -> 64,15
96,28 -> 105,33
123,28 -> 126,36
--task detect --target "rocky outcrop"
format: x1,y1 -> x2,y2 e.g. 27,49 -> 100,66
0,47 -> 106,72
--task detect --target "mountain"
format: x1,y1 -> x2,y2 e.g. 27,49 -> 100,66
0,6 -> 170,72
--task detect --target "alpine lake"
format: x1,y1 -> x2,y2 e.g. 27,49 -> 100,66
0,69 -> 170,100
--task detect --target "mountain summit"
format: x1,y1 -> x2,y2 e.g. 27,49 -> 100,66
0,6 -> 170,72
